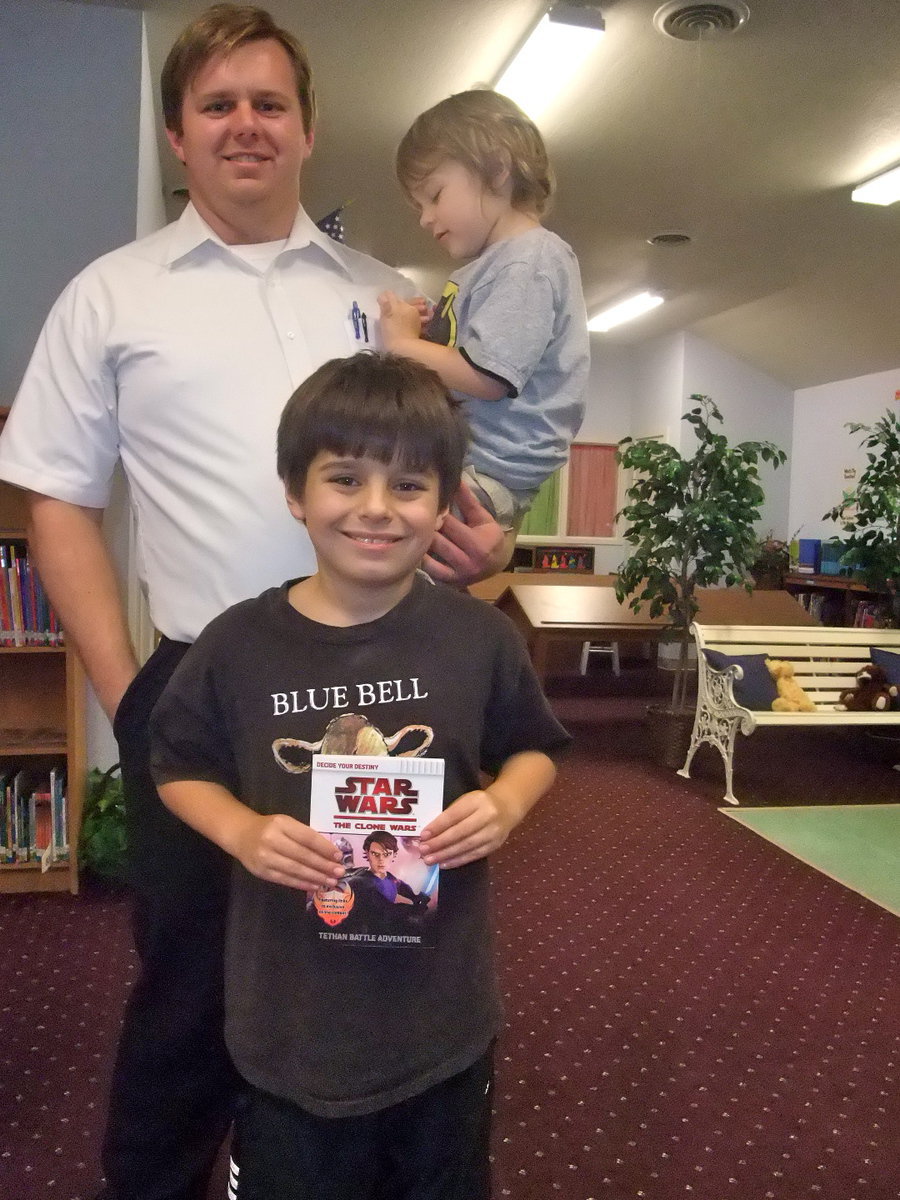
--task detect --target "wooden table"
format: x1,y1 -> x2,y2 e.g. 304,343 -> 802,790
468,572 -> 617,603
480,580 -> 817,682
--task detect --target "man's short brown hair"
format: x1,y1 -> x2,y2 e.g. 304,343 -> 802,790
396,89 -> 554,216
277,354 -> 469,511
161,3 -> 315,136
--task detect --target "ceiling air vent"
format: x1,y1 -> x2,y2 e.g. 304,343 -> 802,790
653,1 -> 750,40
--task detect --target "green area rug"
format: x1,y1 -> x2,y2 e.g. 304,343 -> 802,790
722,804 -> 900,917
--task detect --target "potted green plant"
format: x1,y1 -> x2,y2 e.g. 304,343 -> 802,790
79,764 -> 127,887
750,530 -> 790,590
615,395 -> 787,758
824,408 -> 900,626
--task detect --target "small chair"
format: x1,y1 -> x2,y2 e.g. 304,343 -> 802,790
580,640 -> 620,676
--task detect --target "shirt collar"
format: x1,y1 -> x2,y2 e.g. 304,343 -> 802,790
163,201 -> 352,277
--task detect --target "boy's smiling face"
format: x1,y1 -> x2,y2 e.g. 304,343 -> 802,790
286,452 -> 447,600
411,159 -> 512,259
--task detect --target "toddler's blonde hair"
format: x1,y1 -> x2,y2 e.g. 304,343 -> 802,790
396,89 -> 554,216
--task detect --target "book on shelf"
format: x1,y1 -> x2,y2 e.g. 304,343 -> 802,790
306,753 -> 444,949
852,600 -> 881,628
30,789 -> 53,871
0,541 -> 63,646
0,766 -> 67,866
808,593 -> 826,622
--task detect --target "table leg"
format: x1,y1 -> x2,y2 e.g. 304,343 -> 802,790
531,634 -> 550,684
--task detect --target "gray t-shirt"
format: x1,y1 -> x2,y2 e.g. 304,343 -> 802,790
150,576 -> 569,1118
425,226 -> 590,492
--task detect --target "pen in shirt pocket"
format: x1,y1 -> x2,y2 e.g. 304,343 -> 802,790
349,300 -> 370,343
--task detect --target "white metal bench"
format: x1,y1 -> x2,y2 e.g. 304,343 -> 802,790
678,623 -> 900,804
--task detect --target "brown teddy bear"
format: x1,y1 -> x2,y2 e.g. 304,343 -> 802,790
766,659 -> 817,712
837,663 -> 898,712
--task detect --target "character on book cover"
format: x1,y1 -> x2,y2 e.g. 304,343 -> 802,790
309,830 -> 436,939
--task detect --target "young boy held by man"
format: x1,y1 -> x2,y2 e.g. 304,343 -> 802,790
150,352 -> 569,1200
378,89 -> 591,562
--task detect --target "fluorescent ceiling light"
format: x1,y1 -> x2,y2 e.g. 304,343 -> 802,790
851,165 -> 900,206
495,4 -> 605,120
588,291 -> 664,332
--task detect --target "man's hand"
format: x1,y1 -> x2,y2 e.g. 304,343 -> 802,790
423,480 -> 509,586
378,290 -> 424,346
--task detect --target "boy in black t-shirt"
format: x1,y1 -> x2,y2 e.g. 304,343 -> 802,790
150,352 -> 569,1200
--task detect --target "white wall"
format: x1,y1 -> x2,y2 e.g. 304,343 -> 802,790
579,342 -> 634,443
567,332 -> 796,572
790,366 -> 900,544
137,17 -> 168,239
682,333 -> 794,539
630,333 -> 685,443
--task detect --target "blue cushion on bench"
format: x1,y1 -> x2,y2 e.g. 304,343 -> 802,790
702,649 -> 779,710
870,647 -> 900,709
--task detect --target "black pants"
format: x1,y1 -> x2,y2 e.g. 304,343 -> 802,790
101,638 -> 242,1200
235,1047 -> 494,1200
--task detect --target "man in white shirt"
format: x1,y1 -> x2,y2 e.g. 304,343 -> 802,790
0,7 -> 505,1199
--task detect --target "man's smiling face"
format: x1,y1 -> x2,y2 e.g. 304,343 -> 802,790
165,37 -> 313,243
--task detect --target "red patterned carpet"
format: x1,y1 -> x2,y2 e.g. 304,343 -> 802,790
1,662 -> 898,1199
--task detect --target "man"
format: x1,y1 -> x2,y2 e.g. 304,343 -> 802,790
0,7 -> 504,1198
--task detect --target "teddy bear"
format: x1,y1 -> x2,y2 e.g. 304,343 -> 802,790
766,658 -> 817,712
836,663 -> 898,712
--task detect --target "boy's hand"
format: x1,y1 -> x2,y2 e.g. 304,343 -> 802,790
418,782 -> 524,869
232,812 -> 345,892
378,290 -> 424,345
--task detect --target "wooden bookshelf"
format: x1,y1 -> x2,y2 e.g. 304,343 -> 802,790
0,407 -> 85,894
783,572 -> 886,627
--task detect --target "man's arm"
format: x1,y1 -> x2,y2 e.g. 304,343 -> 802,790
26,493 -> 139,723
378,291 -> 507,401
423,480 -> 512,585
417,749 -> 556,869
159,779 -> 345,892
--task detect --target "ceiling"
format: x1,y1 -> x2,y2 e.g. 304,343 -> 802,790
74,0 -> 900,389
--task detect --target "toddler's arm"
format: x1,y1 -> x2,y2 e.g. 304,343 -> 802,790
417,750 -> 556,869
160,779 -> 345,892
378,290 -> 507,401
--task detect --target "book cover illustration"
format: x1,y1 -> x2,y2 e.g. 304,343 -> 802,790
307,753 -> 444,948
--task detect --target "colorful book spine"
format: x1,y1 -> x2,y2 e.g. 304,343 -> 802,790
0,542 -> 63,645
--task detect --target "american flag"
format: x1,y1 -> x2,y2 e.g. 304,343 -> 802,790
316,206 -> 346,243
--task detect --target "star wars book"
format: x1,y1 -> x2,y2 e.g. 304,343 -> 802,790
307,753 -> 445,948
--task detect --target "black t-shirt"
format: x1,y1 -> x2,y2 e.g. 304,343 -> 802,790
151,575 -> 569,1117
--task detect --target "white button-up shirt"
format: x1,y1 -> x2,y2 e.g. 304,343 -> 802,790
0,204 -> 410,641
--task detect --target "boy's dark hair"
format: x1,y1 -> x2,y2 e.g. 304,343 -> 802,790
396,89 -> 554,217
161,3 -> 316,136
363,831 -> 398,853
277,354 -> 469,510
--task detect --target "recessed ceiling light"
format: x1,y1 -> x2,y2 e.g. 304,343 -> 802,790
851,165 -> 900,206
647,231 -> 692,246
495,4 -> 605,120
588,291 -> 665,332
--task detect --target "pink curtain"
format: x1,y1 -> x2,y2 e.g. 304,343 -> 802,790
566,444 -> 617,537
